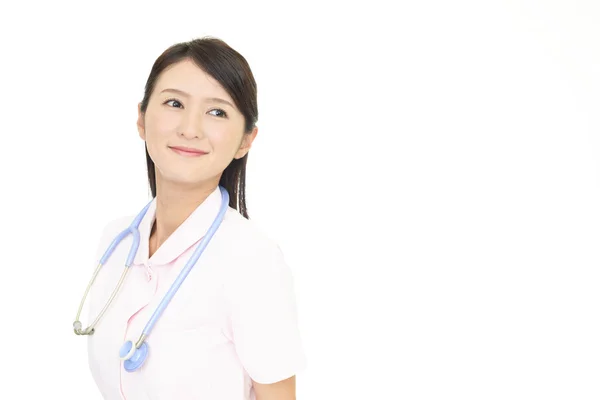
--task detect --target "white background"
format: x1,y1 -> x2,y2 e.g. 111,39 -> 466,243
0,1 -> 598,399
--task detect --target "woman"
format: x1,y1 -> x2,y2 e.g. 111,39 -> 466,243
78,37 -> 306,399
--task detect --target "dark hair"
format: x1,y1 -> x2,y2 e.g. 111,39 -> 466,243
139,37 -> 258,219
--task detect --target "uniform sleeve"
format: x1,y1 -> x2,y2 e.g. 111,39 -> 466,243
227,244 -> 307,384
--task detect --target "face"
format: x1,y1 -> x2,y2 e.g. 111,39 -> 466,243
137,59 -> 257,191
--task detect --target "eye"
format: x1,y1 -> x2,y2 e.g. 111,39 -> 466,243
208,109 -> 228,118
164,98 -> 183,108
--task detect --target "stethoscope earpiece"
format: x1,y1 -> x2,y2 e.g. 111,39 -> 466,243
120,340 -> 149,372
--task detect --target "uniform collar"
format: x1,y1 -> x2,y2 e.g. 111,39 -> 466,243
133,186 -> 224,267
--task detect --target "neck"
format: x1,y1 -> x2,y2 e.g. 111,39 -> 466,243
149,177 -> 219,256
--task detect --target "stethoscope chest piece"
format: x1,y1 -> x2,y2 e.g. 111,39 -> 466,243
120,340 -> 149,372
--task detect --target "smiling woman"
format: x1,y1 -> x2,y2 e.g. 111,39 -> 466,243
77,37 -> 306,400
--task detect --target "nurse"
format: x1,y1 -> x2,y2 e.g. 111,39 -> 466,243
79,37 -> 306,399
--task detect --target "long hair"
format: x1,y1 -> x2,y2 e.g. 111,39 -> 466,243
138,37 -> 258,219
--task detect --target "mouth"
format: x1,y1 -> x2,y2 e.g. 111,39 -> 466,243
169,146 -> 208,157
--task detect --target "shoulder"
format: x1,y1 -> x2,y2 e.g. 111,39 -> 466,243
220,208 -> 281,251
92,215 -> 134,257
98,215 -> 132,240
220,209 -> 300,314
219,207 -> 290,276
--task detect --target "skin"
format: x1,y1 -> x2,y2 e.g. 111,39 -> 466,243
136,59 -> 296,399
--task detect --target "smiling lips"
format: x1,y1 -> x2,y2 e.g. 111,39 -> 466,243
169,146 -> 208,157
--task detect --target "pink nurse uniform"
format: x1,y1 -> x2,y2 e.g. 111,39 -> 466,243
86,187 -> 306,399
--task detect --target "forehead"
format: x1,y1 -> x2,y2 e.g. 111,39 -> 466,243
154,59 -> 232,101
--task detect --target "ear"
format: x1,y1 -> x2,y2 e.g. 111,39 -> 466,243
137,103 -> 146,140
234,126 -> 258,159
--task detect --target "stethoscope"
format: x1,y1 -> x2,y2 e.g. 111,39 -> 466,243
73,186 -> 229,372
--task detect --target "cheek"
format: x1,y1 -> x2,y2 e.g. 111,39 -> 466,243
210,131 -> 244,157
146,113 -> 177,141
144,115 -> 175,164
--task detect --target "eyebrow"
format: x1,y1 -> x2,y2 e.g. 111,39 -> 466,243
160,88 -> 235,108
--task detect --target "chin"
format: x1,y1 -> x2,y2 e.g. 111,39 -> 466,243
158,170 -> 217,188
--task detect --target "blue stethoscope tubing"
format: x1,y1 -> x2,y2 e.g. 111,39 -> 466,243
74,186 -> 229,372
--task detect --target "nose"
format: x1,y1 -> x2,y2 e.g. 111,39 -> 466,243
178,111 -> 204,139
